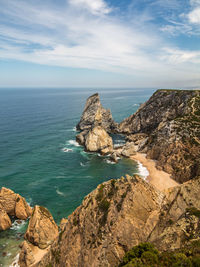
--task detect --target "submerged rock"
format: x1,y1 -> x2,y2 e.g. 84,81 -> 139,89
85,126 -> 113,154
25,205 -> 58,249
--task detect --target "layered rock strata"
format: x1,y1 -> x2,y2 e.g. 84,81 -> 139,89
0,187 -> 32,230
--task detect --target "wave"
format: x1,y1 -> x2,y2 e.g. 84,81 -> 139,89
105,159 -> 116,164
136,161 -> 149,179
56,188 -> 65,197
68,140 -> 80,147
65,127 -> 77,132
10,220 -> 27,231
10,253 -> 19,267
62,147 -> 73,153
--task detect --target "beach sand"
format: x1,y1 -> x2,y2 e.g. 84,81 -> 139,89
131,152 -> 179,191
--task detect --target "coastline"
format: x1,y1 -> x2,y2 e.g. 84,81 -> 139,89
130,152 -> 179,191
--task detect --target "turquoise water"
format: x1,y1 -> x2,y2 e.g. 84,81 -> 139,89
0,88 -> 154,265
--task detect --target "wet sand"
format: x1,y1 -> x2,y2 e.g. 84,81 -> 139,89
130,152 -> 179,191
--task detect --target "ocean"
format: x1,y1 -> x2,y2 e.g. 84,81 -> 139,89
0,87 -> 155,266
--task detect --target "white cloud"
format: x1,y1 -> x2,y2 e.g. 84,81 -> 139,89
0,0 -> 199,87
188,7 -> 200,23
68,0 -> 111,15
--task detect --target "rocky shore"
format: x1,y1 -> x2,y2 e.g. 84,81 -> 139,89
1,89 -> 200,266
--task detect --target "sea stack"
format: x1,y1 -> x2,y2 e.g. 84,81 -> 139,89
76,93 -> 115,154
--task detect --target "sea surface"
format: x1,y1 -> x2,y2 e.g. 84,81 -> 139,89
0,87 -> 155,266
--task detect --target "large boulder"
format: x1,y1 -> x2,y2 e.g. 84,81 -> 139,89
0,208 -> 12,230
25,205 -> 59,249
0,187 -> 32,219
85,126 -> 113,154
76,93 -> 115,133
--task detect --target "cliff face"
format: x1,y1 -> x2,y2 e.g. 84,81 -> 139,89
34,175 -> 165,267
118,90 -> 200,183
30,176 -> 200,267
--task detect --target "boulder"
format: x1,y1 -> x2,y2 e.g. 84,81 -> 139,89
0,187 -> 32,221
15,194 -> 32,220
85,126 -> 113,154
0,187 -> 17,216
25,205 -> 59,249
0,209 -> 12,230
121,142 -> 136,157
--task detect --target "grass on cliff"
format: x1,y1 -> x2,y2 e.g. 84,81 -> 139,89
119,241 -> 200,267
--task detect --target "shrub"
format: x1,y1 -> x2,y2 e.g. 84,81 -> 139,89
141,251 -> 158,265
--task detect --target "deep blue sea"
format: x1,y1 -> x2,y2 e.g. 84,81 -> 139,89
0,88 -> 155,266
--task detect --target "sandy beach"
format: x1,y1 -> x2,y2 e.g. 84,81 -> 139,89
131,152 -> 179,191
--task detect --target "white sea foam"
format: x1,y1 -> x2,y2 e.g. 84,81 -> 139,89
62,148 -> 73,152
105,159 -> 116,164
137,161 -> 149,179
80,162 -> 85,167
10,220 -> 26,231
68,140 -> 80,147
56,188 -> 65,196
10,253 -> 19,267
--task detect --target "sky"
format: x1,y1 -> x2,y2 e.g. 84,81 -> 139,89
0,0 -> 200,88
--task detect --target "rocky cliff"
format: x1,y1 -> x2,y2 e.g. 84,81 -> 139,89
15,89 -> 200,266
21,175 -> 200,267
118,89 -> 200,183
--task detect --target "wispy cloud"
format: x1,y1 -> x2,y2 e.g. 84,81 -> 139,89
0,0 -> 199,87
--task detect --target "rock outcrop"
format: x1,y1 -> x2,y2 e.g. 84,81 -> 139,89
26,175 -> 200,267
19,205 -> 58,267
76,93 -> 115,133
0,187 -> 32,231
76,93 -> 115,154
0,208 -> 12,230
118,90 -> 200,183
25,205 -> 59,249
85,126 -> 113,154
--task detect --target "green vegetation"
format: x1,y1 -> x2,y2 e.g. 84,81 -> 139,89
96,184 -> 105,202
119,241 -> 200,267
186,207 -> 200,218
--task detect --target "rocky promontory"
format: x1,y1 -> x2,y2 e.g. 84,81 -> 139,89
118,89 -> 200,183
0,187 -> 32,231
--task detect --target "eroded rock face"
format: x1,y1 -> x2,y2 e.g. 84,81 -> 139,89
0,208 -> 12,230
76,93 -> 115,133
0,187 -> 32,231
37,175 -> 165,267
25,205 -> 59,249
85,126 -> 113,154
148,176 -> 200,250
118,90 -> 200,182
0,187 -> 32,219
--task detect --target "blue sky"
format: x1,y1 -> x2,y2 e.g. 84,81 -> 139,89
0,0 -> 200,88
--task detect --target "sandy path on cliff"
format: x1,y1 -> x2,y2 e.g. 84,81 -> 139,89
130,153 -> 179,191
